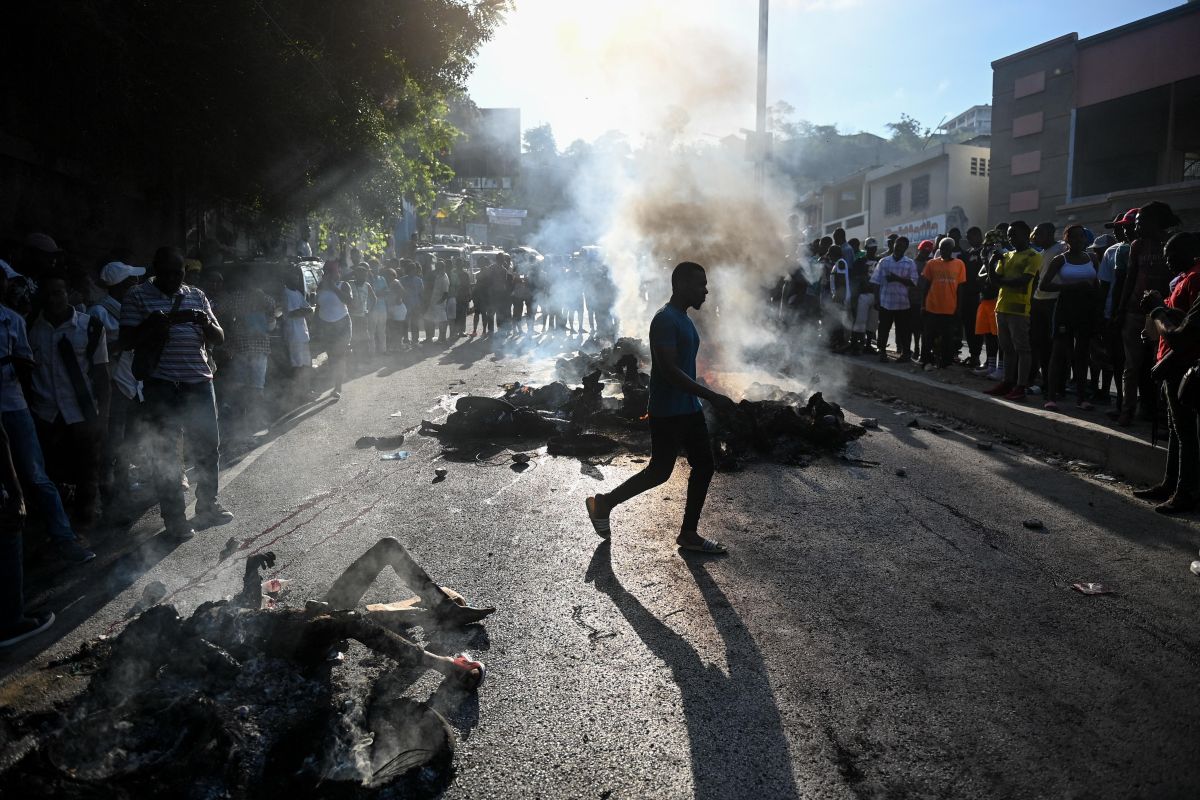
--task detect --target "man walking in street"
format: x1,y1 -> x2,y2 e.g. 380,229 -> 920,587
584,262 -> 734,555
120,246 -> 232,541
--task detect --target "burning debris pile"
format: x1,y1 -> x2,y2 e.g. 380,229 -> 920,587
420,341 -> 865,469
0,544 -> 490,799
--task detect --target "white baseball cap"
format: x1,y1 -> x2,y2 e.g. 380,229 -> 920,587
100,261 -> 146,286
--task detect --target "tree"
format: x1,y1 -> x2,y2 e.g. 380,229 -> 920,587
4,1 -> 509,231
885,114 -> 930,152
523,124 -> 558,158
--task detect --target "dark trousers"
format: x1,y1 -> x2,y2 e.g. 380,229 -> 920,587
601,412 -> 714,532
34,414 -> 101,530
101,388 -> 138,505
921,312 -> 958,367
1163,374 -> 1200,497
1030,297 -> 1056,387
0,517 -> 24,628
958,286 -> 982,360
877,308 -> 911,355
142,379 -> 219,527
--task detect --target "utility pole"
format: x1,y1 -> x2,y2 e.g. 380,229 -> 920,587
755,0 -> 769,187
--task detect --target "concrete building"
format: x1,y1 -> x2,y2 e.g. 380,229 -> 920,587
941,104 -> 992,137
865,140 -> 992,245
988,4 -> 1200,231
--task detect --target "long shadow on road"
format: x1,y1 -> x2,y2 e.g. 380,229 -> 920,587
585,541 -> 800,800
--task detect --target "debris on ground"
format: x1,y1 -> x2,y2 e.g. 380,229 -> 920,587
381,450 -> 410,461
218,537 -> 240,561
859,418 -> 879,429
124,580 -> 168,618
894,468 -> 907,477
1022,519 -> 1045,530
422,342 -> 865,471
1190,560 -> 1200,577
433,467 -> 448,483
356,434 -> 406,450
1071,582 -> 1115,595
511,452 -> 531,464
0,548 -> 485,796
906,419 -> 921,429
976,442 -> 994,451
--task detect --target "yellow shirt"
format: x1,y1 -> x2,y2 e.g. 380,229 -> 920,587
995,249 -> 1042,317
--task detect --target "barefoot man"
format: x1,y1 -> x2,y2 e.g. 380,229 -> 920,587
586,261 -> 735,554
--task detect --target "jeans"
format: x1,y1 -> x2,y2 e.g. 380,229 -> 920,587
1121,312 -> 1155,416
142,379 -> 219,527
997,312 -> 1032,387
1163,374 -> 1200,497
1,409 -> 73,543
601,412 -> 715,532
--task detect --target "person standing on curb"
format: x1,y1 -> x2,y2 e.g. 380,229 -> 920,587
919,238 -> 966,371
584,262 -> 734,555
985,221 -> 1041,402
1113,201 -> 1181,427
1135,232 -> 1200,514
120,246 -> 232,542
870,237 -> 919,362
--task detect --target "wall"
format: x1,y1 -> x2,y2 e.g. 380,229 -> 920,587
866,151 -> 950,243
988,35 -> 1077,225
1075,11 -> 1200,108
945,144 -> 992,233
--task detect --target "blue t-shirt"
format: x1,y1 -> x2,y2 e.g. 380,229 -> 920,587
648,304 -> 702,417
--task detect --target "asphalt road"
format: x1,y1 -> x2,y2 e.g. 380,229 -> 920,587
3,333 -> 1199,799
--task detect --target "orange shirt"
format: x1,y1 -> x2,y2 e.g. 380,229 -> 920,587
922,257 -> 966,314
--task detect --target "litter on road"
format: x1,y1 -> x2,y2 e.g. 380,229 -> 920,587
1072,582 -> 1115,595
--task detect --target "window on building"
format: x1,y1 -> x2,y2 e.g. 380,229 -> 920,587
846,215 -> 865,228
970,157 -> 979,175
825,222 -> 840,235
884,184 -> 901,216
910,174 -> 930,211
971,157 -> 990,177
1185,153 -> 1200,181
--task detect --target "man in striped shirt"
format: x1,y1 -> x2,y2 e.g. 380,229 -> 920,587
120,247 -> 232,541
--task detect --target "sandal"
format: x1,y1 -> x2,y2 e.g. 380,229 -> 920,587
450,652 -> 486,690
677,537 -> 727,555
1077,400 -> 1094,410
585,496 -> 610,539
1043,401 -> 1059,411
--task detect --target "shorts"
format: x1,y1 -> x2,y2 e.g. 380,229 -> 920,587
287,339 -> 312,368
975,298 -> 998,336
229,352 -> 268,390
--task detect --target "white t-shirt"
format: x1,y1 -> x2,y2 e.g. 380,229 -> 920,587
317,285 -> 349,323
283,288 -> 310,342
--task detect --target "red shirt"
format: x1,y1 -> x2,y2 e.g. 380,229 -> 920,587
1158,263 -> 1200,362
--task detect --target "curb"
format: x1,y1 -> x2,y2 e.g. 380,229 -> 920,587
844,360 -> 1166,486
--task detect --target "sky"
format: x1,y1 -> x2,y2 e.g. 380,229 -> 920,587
466,0 -> 1185,148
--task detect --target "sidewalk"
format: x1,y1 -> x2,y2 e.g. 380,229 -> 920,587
843,353 -> 1167,486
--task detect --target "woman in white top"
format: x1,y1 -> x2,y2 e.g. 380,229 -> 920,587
317,262 -> 352,398
1042,225 -> 1099,411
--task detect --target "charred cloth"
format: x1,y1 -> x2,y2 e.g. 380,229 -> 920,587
707,392 -> 865,470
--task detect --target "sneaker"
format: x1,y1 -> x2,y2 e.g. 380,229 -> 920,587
972,364 -> 993,377
1026,384 -> 1043,396
0,612 -> 55,648
1003,386 -> 1027,402
195,502 -> 234,529
987,368 -> 1004,381
165,522 -> 196,542
923,363 -> 937,372
984,382 -> 1013,396
55,538 -> 96,564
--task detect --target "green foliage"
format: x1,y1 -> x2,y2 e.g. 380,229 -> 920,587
5,0 -> 509,229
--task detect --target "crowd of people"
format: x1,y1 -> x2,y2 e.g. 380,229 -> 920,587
779,201 -> 1200,513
